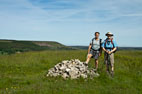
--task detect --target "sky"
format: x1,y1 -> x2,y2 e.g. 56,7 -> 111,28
0,0 -> 142,47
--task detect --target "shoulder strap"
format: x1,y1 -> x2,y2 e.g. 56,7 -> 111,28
105,39 -> 107,48
111,38 -> 113,44
100,39 -> 102,43
91,38 -> 95,49
92,38 -> 95,46
99,39 -> 102,48
111,38 -> 115,48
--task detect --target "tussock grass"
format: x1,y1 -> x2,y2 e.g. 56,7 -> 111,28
0,50 -> 142,94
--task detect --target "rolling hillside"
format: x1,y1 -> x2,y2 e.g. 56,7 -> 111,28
1,39 -> 141,55
0,39 -> 76,54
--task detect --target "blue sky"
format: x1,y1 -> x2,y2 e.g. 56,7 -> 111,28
0,0 -> 142,47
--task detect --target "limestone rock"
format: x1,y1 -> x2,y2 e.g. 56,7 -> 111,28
46,59 -> 99,79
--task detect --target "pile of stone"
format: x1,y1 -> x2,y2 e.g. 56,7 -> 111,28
46,59 -> 99,79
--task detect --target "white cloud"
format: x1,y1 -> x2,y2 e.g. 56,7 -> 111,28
1,0 -> 142,23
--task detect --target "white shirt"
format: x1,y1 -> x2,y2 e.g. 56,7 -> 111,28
90,38 -> 101,50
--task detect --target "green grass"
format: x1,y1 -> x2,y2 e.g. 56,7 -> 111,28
0,50 -> 142,94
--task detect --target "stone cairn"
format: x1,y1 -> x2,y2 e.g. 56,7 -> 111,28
46,59 -> 99,79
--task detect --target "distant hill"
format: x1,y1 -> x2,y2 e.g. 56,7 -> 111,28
1,39 -> 141,55
0,39 -> 76,54
70,46 -> 88,50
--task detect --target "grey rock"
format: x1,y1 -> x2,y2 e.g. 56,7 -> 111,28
80,74 -> 88,78
46,59 -> 99,79
62,73 -> 69,79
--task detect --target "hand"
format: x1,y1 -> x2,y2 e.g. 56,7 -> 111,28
99,53 -> 101,56
108,51 -> 111,54
106,50 -> 109,54
108,51 -> 113,54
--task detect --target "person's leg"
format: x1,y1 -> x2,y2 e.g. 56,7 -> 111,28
85,54 -> 93,64
110,53 -> 114,77
104,52 -> 109,72
95,59 -> 98,70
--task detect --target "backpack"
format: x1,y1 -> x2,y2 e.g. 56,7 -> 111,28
104,38 -> 117,53
91,38 -> 102,51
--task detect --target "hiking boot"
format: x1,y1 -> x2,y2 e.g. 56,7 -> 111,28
106,70 -> 110,75
83,62 -> 88,67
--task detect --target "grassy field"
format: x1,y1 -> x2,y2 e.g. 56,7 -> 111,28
0,50 -> 142,94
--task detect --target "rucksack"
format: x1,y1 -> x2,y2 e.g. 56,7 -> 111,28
104,38 -> 117,53
91,38 -> 102,51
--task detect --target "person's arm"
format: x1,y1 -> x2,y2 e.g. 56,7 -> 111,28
99,47 -> 102,56
102,47 -> 109,53
101,40 -> 108,53
88,44 -> 92,54
110,47 -> 117,54
109,40 -> 117,54
99,41 -> 103,55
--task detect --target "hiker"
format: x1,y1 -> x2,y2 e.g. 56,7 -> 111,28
84,32 -> 102,71
102,32 -> 118,77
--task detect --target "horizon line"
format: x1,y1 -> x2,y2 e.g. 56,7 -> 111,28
0,38 -> 142,48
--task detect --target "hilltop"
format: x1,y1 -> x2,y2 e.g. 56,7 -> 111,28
0,39 -> 76,54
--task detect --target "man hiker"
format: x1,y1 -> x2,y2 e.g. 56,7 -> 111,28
84,32 -> 102,71
102,32 -> 118,77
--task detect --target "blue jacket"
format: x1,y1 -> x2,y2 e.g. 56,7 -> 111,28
102,38 -> 118,51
